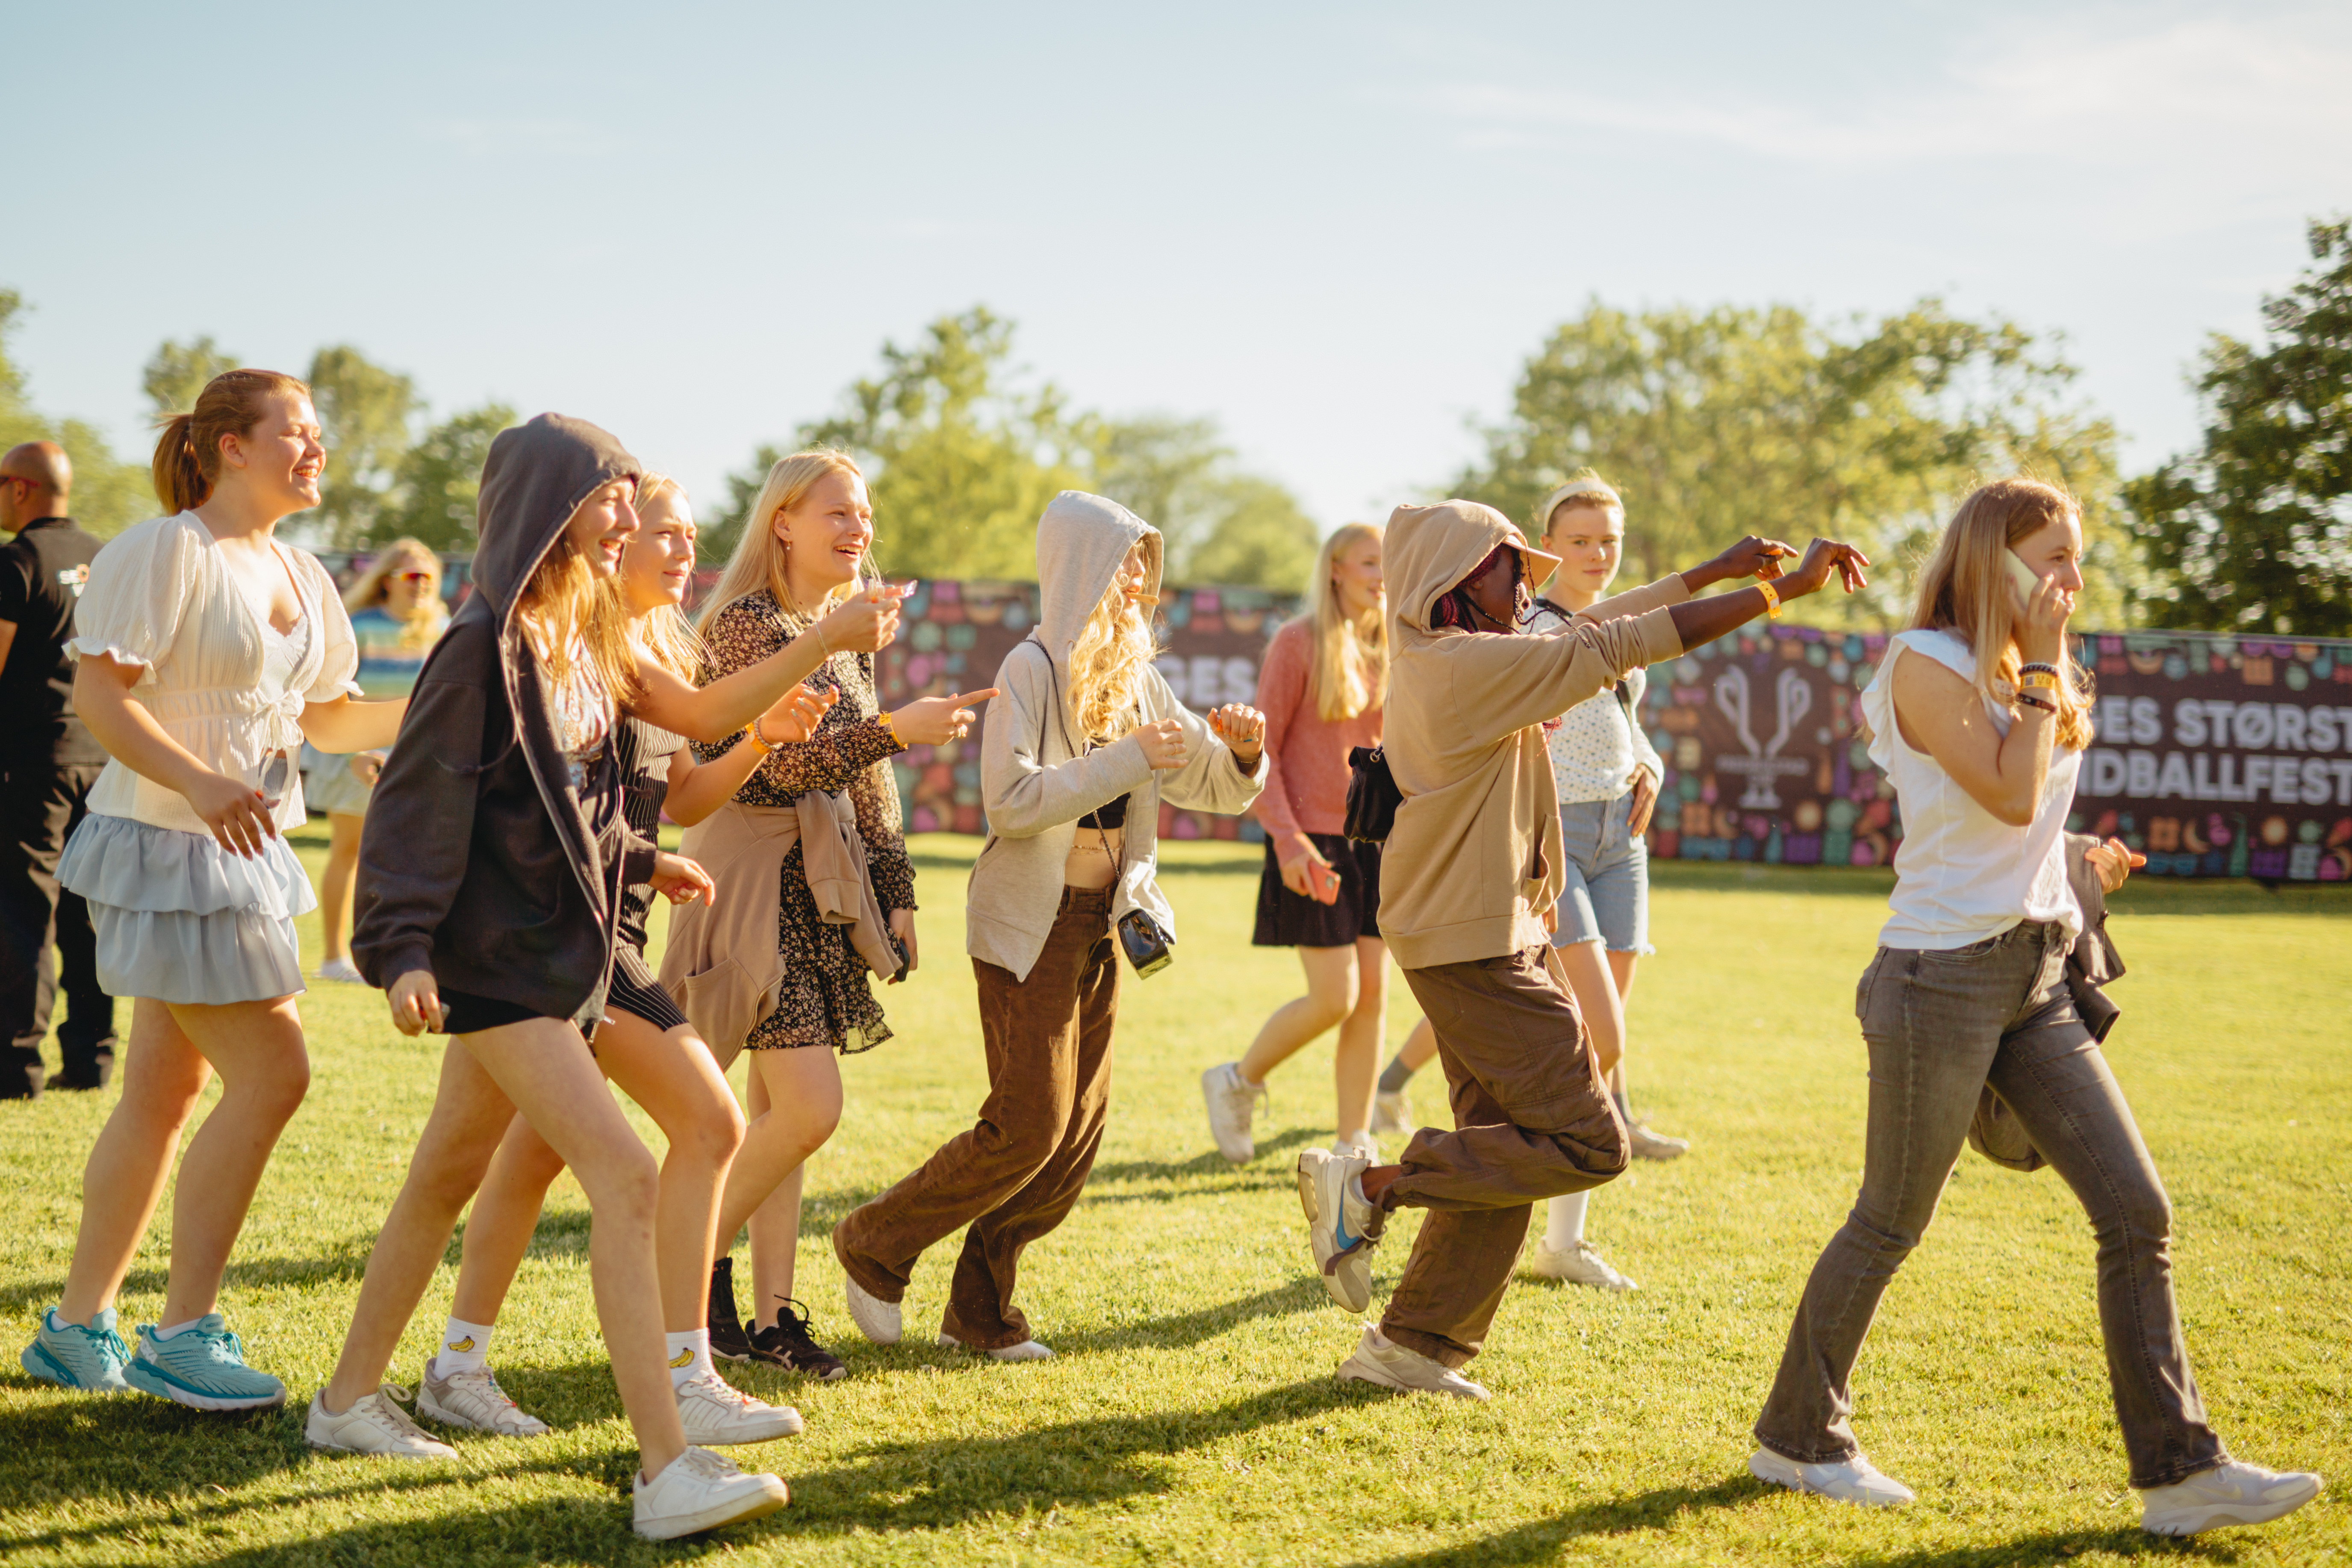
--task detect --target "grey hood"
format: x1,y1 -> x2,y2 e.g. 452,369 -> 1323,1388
1034,490 -> 1164,680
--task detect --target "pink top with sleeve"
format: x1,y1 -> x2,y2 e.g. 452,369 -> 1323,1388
1250,618 -> 1383,867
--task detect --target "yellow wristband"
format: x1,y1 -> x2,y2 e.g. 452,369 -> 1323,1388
745,719 -> 773,753
1756,579 -> 1781,619
2020,669 -> 2060,690
881,711 -> 902,748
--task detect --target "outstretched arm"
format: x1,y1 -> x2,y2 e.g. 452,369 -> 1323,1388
628,587 -> 902,740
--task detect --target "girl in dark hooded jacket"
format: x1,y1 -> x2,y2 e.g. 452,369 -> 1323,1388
308,415 -> 897,1542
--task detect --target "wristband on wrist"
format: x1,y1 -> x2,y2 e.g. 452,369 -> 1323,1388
747,717 -> 774,752
813,619 -> 834,658
2018,661 -> 2061,678
881,710 -> 903,748
1755,579 -> 1781,619
2016,692 -> 2057,714
2019,669 -> 2060,692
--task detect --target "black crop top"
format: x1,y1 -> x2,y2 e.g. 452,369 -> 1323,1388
1078,793 -> 1130,831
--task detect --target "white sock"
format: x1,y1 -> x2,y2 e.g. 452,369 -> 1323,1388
666,1328 -> 713,1389
1544,1190 -> 1590,1252
151,1317 -> 205,1341
432,1316 -> 495,1378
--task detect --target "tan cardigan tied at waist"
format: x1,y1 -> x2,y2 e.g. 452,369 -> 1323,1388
658,793 -> 898,1052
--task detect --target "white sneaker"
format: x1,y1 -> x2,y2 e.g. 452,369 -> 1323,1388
1748,1447 -> 1914,1507
2140,1459 -> 2323,1536
304,1386 -> 460,1459
1333,1132 -> 1382,1164
1626,1115 -> 1690,1160
675,1370 -> 804,1444
315,957 -> 366,984
631,1445 -> 790,1540
938,1331 -> 1054,1362
1527,1238 -> 1639,1291
1297,1146 -> 1385,1313
1369,1089 -> 1410,1138
418,1359 -> 549,1436
1336,1326 -> 1488,1400
841,1274 -> 901,1345
1203,1062 -> 1267,1163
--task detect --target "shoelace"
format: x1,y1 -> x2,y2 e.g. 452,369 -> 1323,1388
683,1372 -> 764,1412
769,1297 -> 828,1350
367,1386 -> 435,1440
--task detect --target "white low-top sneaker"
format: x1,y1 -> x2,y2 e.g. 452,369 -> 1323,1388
1369,1089 -> 1410,1138
1333,1133 -> 1382,1164
1202,1062 -> 1267,1163
1337,1326 -> 1489,1400
632,1445 -> 789,1540
417,1360 -> 549,1436
1527,1238 -> 1639,1291
1748,1447 -> 1915,1507
1297,1146 -> 1385,1313
1626,1116 -> 1690,1160
938,1332 -> 1054,1362
315,957 -> 366,984
304,1387 -> 460,1459
842,1274 -> 902,1345
2140,1460 -> 2323,1536
675,1371 -> 805,1444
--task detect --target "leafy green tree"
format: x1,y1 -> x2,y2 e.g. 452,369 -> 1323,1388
697,442 -> 786,569
2125,218 -> 2352,635
141,336 -> 242,415
370,402 -> 516,551
307,345 -> 419,545
1093,415 -> 1318,589
0,291 -> 150,536
1455,299 -> 2123,626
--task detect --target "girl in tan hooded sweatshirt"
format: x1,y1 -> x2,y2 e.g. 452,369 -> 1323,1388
1294,498 -> 1865,1399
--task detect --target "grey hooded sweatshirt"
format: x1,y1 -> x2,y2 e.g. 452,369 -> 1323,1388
967,491 -> 1266,982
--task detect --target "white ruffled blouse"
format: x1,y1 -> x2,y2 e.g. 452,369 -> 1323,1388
69,512 -> 361,836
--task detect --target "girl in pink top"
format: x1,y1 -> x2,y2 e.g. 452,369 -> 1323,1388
1201,523 -> 1394,1161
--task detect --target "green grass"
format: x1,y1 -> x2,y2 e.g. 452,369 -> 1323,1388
1,834 -> 2344,1565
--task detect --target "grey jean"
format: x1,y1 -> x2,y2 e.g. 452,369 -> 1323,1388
1755,920 -> 2227,1489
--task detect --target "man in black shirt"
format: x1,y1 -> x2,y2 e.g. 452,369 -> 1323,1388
0,441 -> 116,1096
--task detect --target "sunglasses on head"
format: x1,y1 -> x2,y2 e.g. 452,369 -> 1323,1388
394,570 -> 435,585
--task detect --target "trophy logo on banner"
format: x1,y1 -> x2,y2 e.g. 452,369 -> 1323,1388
1712,665 -> 1813,810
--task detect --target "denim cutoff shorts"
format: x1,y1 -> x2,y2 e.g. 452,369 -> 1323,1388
1550,792 -> 1651,955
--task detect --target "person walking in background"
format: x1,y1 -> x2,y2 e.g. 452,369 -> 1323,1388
0,441 -> 115,1096
834,491 -> 1264,1362
1748,477 -> 2323,1536
1296,497 -> 1860,1400
21,372 -> 406,1411
305,537 -> 448,984
662,450 -> 979,1380
1203,522 -> 1389,1164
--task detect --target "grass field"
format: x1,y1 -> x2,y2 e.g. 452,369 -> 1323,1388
1,832 -> 2345,1566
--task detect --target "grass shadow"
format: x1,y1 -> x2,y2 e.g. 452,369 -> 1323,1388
0,1232 -> 383,1316
1046,1280 -> 1328,1357
1088,1123 -> 1319,1186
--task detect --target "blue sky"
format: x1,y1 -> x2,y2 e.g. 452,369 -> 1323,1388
8,2 -> 2348,531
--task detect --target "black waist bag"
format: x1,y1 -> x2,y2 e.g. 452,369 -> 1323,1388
1344,746 -> 1402,843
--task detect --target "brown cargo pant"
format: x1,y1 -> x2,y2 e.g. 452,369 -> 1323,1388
1380,945 -> 1628,1367
833,885 -> 1117,1350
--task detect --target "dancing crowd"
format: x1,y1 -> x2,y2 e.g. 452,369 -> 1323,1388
0,368 -> 2322,1541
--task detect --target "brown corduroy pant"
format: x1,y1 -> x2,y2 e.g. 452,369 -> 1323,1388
833,885 -> 1117,1350
1380,944 -> 1629,1367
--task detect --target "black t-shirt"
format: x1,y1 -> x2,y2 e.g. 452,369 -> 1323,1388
0,516 -> 108,766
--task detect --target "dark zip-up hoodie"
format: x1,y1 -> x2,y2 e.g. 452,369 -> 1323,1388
352,414 -> 651,1029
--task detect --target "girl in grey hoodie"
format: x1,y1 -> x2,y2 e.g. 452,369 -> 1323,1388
833,491 -> 1266,1359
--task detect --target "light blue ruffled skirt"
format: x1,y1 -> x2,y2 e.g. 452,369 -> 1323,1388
57,813 -> 315,1005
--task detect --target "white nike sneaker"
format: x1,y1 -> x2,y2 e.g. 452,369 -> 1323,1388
315,957 -> 366,984
418,1359 -> 550,1436
1527,1238 -> 1639,1291
675,1370 -> 804,1444
1748,1447 -> 1914,1506
1202,1062 -> 1267,1163
2139,1460 -> 2323,1536
1297,1146 -> 1385,1313
938,1331 -> 1054,1362
842,1274 -> 902,1345
304,1387 -> 460,1459
1336,1326 -> 1488,1400
632,1445 -> 790,1540
1369,1089 -> 1410,1138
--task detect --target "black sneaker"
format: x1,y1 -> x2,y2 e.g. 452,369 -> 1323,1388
707,1257 -> 754,1362
750,1298 -> 848,1382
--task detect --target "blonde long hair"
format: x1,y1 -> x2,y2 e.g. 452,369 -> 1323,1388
515,488 -> 641,714
342,536 -> 448,651
1303,522 -> 1387,722
604,473 -> 704,682
1068,563 -> 1159,743
696,449 -> 870,634
1909,476 -> 2094,749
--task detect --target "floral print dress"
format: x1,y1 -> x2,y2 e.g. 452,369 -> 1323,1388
696,589 -> 915,1052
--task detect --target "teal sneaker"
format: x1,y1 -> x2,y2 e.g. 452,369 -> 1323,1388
21,1306 -> 131,1392
123,1315 -> 286,1411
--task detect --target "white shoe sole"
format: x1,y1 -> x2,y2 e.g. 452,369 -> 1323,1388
1748,1448 -> 1912,1507
417,1384 -> 549,1437
2143,1483 -> 2323,1536
1202,1067 -> 1254,1163
841,1276 -> 901,1345
680,1410 -> 806,1444
1297,1150 -> 1374,1314
302,1414 -> 458,1459
1336,1346 -> 1488,1401
634,1476 -> 790,1540
939,1332 -> 1054,1362
126,1362 -> 285,1412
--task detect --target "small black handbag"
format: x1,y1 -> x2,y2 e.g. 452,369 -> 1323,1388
1343,746 -> 1402,843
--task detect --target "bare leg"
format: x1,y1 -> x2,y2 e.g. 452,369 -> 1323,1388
59,999 -> 213,1321
1550,940 -> 1626,1077
1606,949 -> 1641,1103
719,1047 -> 842,1330
1238,945 -> 1359,1086
319,813 -> 365,965
1394,1014 -> 1438,1074
447,1112 -> 567,1328
1332,937 -> 1387,1137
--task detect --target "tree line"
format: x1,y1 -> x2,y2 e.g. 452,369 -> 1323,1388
2,214 -> 2344,626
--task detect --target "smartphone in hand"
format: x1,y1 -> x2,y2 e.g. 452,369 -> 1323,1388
2004,550 -> 2044,606
1305,858 -> 1341,905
